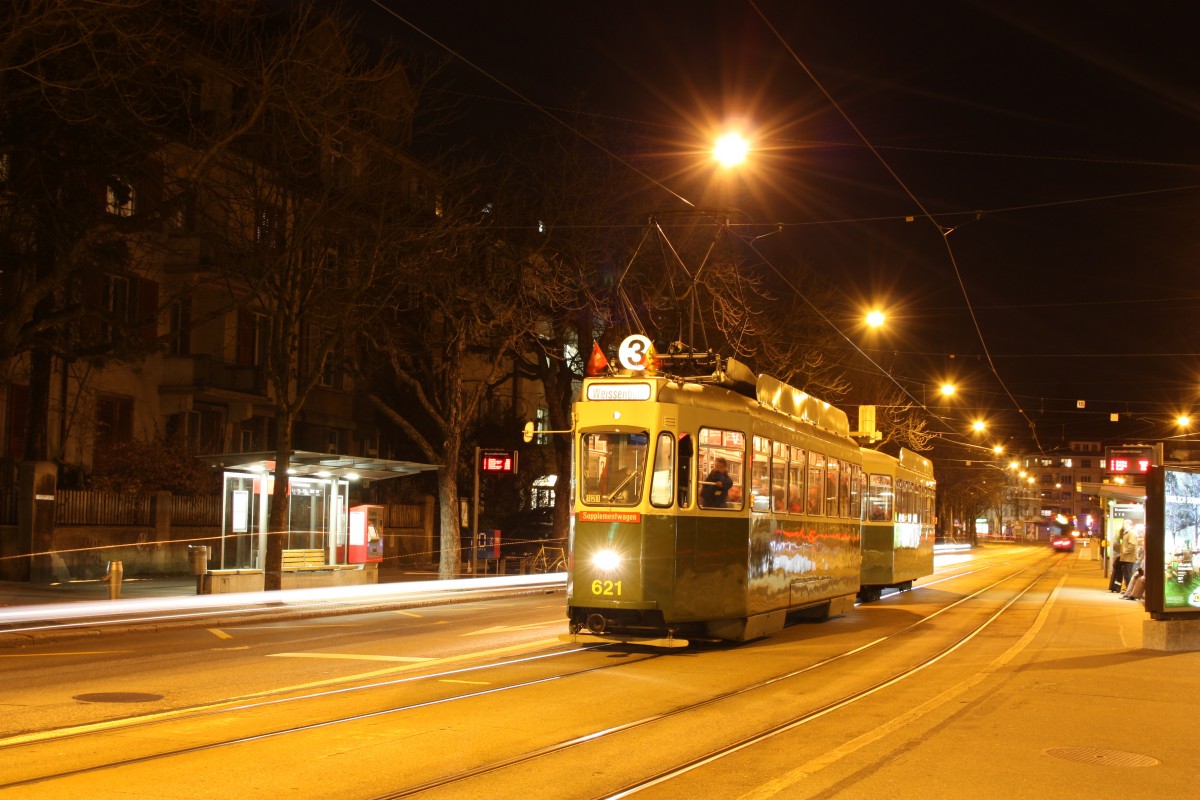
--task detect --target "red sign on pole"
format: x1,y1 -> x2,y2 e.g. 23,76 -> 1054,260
480,450 -> 517,474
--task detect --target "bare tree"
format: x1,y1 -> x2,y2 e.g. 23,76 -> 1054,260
1,1 -> 185,461
359,177 -> 573,578
191,4 -> 438,589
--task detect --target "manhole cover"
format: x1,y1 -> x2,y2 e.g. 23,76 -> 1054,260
73,692 -> 164,704
1043,747 -> 1159,767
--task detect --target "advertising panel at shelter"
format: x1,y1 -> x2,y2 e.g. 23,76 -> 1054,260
1145,465 -> 1200,619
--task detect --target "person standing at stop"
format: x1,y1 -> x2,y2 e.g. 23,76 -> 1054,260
1111,520 -> 1139,593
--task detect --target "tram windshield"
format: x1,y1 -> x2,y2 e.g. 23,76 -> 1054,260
580,431 -> 648,506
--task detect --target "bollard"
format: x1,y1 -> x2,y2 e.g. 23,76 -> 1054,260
188,545 -> 209,595
105,560 -> 123,600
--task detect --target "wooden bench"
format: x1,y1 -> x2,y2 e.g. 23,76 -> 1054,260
280,549 -> 362,571
282,549 -> 327,570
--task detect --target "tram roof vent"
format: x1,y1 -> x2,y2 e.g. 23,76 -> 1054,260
755,373 -> 850,436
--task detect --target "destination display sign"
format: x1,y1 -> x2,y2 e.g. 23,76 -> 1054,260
586,382 -> 652,401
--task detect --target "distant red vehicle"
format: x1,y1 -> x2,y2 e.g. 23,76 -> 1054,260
1050,533 -> 1075,552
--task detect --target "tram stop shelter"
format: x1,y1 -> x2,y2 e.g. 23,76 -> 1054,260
202,451 -> 438,572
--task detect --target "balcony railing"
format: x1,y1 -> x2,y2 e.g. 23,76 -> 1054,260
162,355 -> 267,395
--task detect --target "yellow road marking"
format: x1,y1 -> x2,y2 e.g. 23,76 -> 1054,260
394,610 -> 423,618
269,653 -> 432,663
439,679 -> 490,685
0,651 -> 126,657
208,629 -> 233,639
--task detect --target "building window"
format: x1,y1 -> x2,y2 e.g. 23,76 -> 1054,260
95,394 -> 134,453
236,310 -> 268,367
106,176 -> 136,217
168,299 -> 190,355
5,383 -> 28,460
101,275 -> 130,341
256,203 -> 283,248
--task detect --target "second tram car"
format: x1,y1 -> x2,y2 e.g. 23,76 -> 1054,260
564,347 -> 934,646
858,447 -> 936,602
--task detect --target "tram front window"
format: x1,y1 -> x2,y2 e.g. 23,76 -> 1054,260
581,431 -> 648,506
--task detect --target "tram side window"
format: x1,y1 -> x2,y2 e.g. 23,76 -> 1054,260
771,440 -> 788,513
849,464 -> 862,520
698,427 -> 745,510
826,458 -> 841,518
899,480 -> 913,522
751,436 -> 770,511
867,473 -> 893,521
677,433 -> 694,508
650,432 -> 674,508
839,460 -> 851,518
580,431 -> 649,507
788,447 -> 805,513
807,452 -> 825,515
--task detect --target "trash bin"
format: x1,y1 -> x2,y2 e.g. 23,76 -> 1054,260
104,560 -> 123,600
188,545 -> 209,576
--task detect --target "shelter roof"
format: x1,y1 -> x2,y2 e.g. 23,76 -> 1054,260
201,451 -> 439,482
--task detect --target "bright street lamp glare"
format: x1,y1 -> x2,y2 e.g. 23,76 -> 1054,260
1178,415 -> 1191,428
972,420 -> 986,432
713,133 -> 749,167
865,310 -> 885,328
940,383 -> 956,397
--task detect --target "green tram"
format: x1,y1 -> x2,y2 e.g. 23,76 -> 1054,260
859,447 -> 937,602
566,353 -> 926,647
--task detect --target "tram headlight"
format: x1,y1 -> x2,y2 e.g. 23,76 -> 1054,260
592,549 -> 622,572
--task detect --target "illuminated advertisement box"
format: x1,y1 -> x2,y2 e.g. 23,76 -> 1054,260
1145,465 -> 1200,620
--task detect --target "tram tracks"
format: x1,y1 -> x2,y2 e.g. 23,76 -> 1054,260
0,550 -> 1064,799
357,553 -> 1065,799
0,645 -> 645,792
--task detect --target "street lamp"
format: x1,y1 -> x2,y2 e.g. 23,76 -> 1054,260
865,309 -> 886,328
713,132 -> 749,168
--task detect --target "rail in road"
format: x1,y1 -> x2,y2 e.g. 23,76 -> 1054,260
0,545 -> 1117,800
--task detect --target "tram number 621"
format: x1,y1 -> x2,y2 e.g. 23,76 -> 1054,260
591,579 -> 623,596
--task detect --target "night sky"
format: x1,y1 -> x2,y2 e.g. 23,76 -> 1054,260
352,1 -> 1200,454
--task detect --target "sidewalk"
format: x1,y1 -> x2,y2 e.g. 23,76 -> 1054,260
0,563 -> 557,648
0,564 -> 442,607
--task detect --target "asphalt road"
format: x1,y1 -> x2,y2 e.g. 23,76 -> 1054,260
0,544 -> 1190,800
